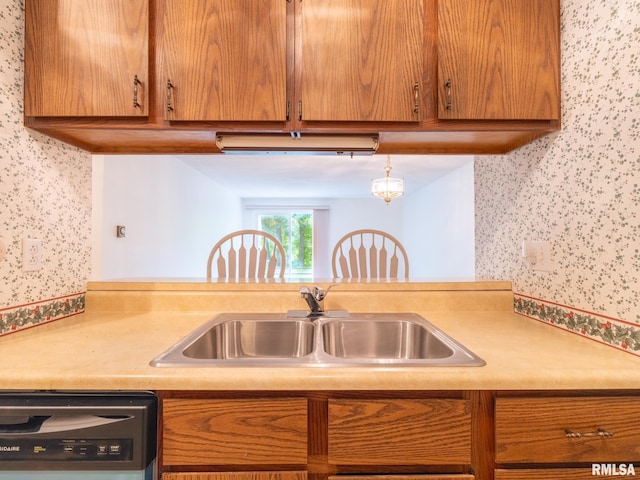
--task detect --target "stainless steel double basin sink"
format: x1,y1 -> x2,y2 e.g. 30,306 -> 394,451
150,312 -> 485,367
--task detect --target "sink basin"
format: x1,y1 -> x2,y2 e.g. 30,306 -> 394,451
322,319 -> 454,360
151,314 -> 317,366
150,312 -> 484,367
183,319 -> 315,359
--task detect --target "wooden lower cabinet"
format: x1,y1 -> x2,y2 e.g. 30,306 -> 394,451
162,398 -> 308,465
495,468 -> 635,479
158,392 -> 640,480
159,393 -> 475,479
332,476 -> 474,480
495,395 -> 640,479
163,473 -> 307,480
328,399 -> 471,465
495,397 -> 640,463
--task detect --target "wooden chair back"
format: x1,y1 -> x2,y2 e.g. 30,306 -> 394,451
207,230 -> 285,280
331,229 -> 409,279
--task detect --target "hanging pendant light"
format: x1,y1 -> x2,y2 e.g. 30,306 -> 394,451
371,155 -> 404,203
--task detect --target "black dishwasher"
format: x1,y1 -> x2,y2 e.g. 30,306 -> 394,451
0,391 -> 157,479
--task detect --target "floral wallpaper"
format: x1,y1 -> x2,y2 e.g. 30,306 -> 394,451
0,0 -> 91,332
1,0 -> 639,353
475,0 -> 640,352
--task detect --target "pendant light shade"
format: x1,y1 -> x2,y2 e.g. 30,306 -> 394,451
371,156 -> 404,203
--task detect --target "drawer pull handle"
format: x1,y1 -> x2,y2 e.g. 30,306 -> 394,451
565,428 -> 614,438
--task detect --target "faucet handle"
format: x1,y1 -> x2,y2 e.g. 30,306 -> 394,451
313,285 -> 333,301
299,286 -> 312,296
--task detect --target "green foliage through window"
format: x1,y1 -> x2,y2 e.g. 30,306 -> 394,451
259,212 -> 313,278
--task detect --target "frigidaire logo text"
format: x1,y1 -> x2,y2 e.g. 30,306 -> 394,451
0,446 -> 20,452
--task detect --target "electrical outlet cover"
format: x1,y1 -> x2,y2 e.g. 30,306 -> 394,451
522,240 -> 552,272
23,238 -> 42,272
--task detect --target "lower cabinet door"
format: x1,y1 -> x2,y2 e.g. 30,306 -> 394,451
495,397 -> 640,463
495,467 -> 638,479
328,399 -> 472,465
163,473 -> 307,480
330,476 -> 474,480
162,399 -> 308,466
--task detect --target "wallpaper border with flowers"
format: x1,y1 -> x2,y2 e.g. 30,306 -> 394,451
514,293 -> 640,356
0,293 -> 86,336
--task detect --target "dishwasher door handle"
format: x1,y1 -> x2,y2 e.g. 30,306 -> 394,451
0,415 -> 50,434
0,414 -> 131,435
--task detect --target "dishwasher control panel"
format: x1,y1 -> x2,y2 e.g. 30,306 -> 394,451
0,438 -> 133,462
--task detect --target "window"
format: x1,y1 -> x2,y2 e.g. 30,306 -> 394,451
259,211 -> 313,279
245,205 -> 330,279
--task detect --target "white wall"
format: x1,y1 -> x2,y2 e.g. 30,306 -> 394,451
242,197 -> 405,278
403,161 -> 475,278
93,155 -> 242,279
94,158 -> 475,280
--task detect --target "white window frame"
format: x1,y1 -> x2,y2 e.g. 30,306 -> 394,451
244,205 -> 330,279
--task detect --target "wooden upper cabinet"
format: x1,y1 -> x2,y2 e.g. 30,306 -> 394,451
160,0 -> 287,122
299,0 -> 423,122
437,0 -> 560,120
24,0 -> 148,117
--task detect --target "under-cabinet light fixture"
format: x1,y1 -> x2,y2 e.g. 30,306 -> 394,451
371,155 -> 404,203
216,133 -> 379,156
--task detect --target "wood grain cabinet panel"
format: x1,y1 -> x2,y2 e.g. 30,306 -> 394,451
162,399 -> 308,466
163,472 -> 307,480
25,0 -> 148,117
495,468 -> 631,479
495,397 -> 640,463
299,0 -> 423,122
332,476 -> 474,480
327,399 -> 471,465
437,0 -> 560,120
159,0 -> 287,121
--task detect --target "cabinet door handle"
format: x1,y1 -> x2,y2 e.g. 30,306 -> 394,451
413,81 -> 419,114
565,428 -> 614,438
133,75 -> 142,108
445,78 -> 452,110
166,80 -> 174,113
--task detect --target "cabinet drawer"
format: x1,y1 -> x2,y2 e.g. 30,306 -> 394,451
328,399 -> 471,465
163,473 -> 307,480
162,399 -> 308,465
495,467 -> 636,479
331,476 -> 474,480
495,397 -> 640,463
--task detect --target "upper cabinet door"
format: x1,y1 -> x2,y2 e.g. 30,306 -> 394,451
299,0 -> 423,122
160,0 -> 287,122
24,0 -> 148,117
438,0 -> 560,120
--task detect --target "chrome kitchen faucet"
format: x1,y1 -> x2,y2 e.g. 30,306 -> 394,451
299,285 -> 333,317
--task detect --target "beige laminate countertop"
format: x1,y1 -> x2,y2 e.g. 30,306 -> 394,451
2,279 -> 639,391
